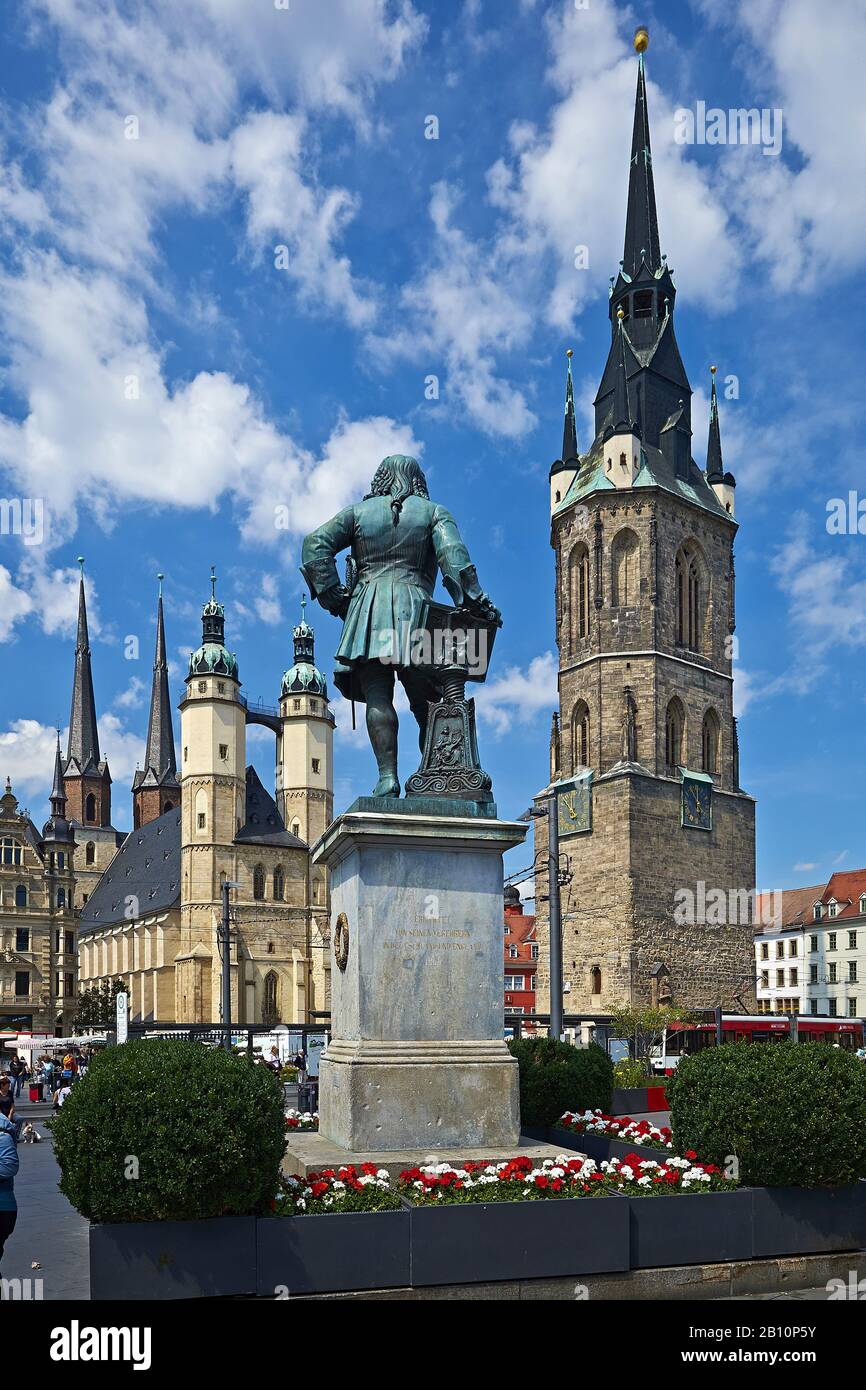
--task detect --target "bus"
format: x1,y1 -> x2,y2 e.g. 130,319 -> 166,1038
649,1013 -> 865,1073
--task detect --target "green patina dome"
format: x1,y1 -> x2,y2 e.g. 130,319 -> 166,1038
188,643 -> 239,679
281,660 -> 327,698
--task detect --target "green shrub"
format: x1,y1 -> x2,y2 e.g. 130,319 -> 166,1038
613,1057 -> 653,1089
508,1037 -> 613,1127
52,1040 -> 286,1222
666,1042 -> 866,1188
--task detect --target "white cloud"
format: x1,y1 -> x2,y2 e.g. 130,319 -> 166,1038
793,862 -> 818,872
113,677 -> 147,711
0,713 -> 142,819
0,566 -> 34,640
475,651 -> 558,735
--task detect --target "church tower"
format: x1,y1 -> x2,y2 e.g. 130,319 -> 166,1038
176,570 -> 247,1022
538,33 -> 756,1016
132,575 -> 180,828
276,597 -> 334,853
63,559 -> 120,906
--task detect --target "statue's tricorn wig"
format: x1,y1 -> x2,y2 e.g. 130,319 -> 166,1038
365,454 -> 429,525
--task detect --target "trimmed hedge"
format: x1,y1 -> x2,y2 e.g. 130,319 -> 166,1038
508,1037 -> 613,1127
52,1040 -> 286,1222
666,1041 -> 866,1188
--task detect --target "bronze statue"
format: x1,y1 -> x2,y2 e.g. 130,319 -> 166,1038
301,455 -> 500,799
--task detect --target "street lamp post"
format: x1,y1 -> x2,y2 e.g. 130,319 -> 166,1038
221,880 -> 241,1049
522,786 -> 565,1042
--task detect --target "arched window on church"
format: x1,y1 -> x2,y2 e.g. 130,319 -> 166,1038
571,701 -> 591,771
290,818 -> 301,840
85,842 -> 95,866
15,884 -> 27,908
273,865 -> 284,901
253,865 -> 265,901
590,965 -> 602,996
610,528 -> 640,607
262,970 -> 279,1026
568,544 -> 590,648
665,698 -> 685,773
675,542 -> 707,652
85,793 -> 97,823
702,709 -> 720,776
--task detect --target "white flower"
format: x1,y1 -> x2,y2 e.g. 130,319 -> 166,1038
376,1169 -> 390,1180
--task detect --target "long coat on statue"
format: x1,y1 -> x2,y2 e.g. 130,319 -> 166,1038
300,494 -> 486,704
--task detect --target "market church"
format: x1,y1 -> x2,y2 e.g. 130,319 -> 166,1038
535,38 -> 756,1015
72,572 -> 334,1026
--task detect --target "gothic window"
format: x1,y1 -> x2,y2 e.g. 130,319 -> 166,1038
273,865 -> 284,901
262,970 -> 279,1026
568,544 -> 590,647
291,818 -> 301,839
590,965 -> 602,995
15,884 -> 27,908
1,839 -> 22,866
701,709 -> 720,776
665,697 -> 684,772
253,865 -> 265,900
85,841 -> 95,865
571,701 -> 591,771
85,793 -> 97,823
57,887 -> 66,909
610,528 -> 640,607
675,542 -> 707,652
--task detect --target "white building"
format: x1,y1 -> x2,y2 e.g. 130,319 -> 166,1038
755,873 -> 866,1019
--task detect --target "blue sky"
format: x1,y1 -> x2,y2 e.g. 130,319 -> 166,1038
0,0 -> 864,897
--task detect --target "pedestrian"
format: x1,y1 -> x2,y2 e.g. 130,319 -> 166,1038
0,1094 -> 20,1269
53,1080 -> 73,1110
41,1056 -> 55,1097
8,1054 -> 25,1100
293,1050 -> 306,1082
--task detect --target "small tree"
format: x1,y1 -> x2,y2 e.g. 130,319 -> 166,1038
608,1005 -> 696,1079
73,978 -> 127,1031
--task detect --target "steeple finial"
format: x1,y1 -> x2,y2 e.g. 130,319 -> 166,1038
623,28 -> 660,279
67,561 -> 101,769
706,365 -> 724,482
561,349 -> 579,465
210,565 -> 217,600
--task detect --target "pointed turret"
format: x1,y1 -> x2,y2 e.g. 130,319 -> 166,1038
281,595 -> 328,698
66,558 -> 101,773
63,558 -> 112,829
595,30 -> 690,446
188,568 -> 239,680
133,575 -> 181,828
706,366 -> 736,515
611,315 -> 637,436
623,40 -> 661,280
549,350 -> 582,512
42,733 -> 75,846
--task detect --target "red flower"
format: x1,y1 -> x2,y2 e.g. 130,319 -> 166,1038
684,1150 -> 697,1160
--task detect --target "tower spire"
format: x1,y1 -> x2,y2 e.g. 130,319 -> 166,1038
623,29 -> 661,279
706,366 -> 724,482
66,557 -> 101,771
133,575 -> 180,827
562,349 -> 579,465
50,731 -> 67,818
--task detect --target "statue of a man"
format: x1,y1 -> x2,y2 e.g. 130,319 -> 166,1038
301,454 -> 499,797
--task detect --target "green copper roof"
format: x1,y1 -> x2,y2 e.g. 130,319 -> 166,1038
553,432 -> 730,523
188,643 -> 239,679
281,662 -> 327,698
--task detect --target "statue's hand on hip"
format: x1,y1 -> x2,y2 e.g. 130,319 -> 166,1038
318,583 -> 351,618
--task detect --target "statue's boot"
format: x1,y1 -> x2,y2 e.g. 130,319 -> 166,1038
372,773 -> 400,797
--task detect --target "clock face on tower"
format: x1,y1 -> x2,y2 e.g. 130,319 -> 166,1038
681,773 -> 712,831
556,772 -> 592,838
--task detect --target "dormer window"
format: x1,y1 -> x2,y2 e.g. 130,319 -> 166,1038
860,896 -> 866,914
814,905 -> 821,920
828,902 -> 837,918
633,289 -> 653,318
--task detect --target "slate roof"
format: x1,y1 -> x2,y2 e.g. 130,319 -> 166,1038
133,590 -> 179,792
235,766 -> 307,849
78,808 -> 181,935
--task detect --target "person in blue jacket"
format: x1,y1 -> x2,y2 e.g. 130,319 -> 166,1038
0,1095 -> 20,1267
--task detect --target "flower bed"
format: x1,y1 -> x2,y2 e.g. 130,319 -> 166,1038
276,1164 -> 401,1215
284,1109 -> 318,1132
398,1154 -> 610,1203
560,1110 -> 673,1150
599,1152 -> 737,1196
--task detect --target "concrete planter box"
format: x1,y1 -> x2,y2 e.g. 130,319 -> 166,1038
549,1127 -> 671,1166
624,1190 -> 754,1269
89,1216 -> 257,1300
407,1194 -> 629,1287
611,1086 -> 669,1115
256,1210 -> 410,1296
752,1184 -> 866,1258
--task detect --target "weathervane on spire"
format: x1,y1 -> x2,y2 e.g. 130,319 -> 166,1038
210,565 -> 217,600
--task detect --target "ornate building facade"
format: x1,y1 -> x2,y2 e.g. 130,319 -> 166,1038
0,744 -> 78,1035
77,577 -> 334,1025
536,45 -> 756,1016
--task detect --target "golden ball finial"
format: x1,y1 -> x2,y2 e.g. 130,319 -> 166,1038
634,26 -> 649,54
616,306 -> 625,321
710,364 -> 717,376
566,348 -> 573,359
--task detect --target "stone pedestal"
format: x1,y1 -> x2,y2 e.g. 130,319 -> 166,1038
312,805 -> 526,1151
